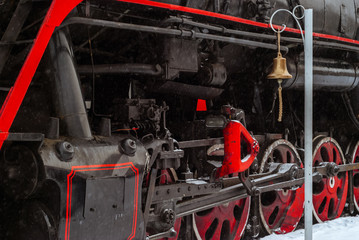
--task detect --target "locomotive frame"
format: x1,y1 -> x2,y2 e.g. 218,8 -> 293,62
2,0 -> 359,239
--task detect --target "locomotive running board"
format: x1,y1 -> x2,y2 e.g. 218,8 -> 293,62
2,0 -> 359,151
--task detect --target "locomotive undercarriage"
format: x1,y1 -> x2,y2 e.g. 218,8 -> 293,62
2,0 -> 359,240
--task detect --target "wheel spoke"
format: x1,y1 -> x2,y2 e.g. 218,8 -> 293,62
278,147 -> 287,163
313,189 -> 327,212
353,173 -> 359,201
335,150 -> 342,165
326,144 -> 334,162
286,150 -> 294,163
331,196 -> 340,214
336,177 -> 343,187
268,202 -> 289,229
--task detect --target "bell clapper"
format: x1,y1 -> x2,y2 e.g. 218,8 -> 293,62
277,79 -> 283,122
277,32 -> 283,123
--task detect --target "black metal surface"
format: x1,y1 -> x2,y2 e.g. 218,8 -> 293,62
38,136 -> 148,240
46,117 -> 60,139
337,162 -> 359,172
175,183 -> 248,218
149,182 -> 222,203
343,93 -> 359,131
144,168 -> 158,226
268,0 -> 356,39
313,162 -> 359,175
148,227 -> 177,240
284,58 -> 359,92
6,132 -> 44,142
0,144 -> 39,199
163,38 -> 198,80
77,64 -> 163,76
178,138 -> 224,149
6,201 -> 57,240
154,81 -> 224,99
0,0 -> 32,75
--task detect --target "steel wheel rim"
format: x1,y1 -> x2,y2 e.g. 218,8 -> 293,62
312,136 -> 348,222
346,141 -> 359,212
258,139 -> 304,234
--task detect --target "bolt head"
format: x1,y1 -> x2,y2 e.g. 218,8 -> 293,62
119,138 -> 137,156
56,141 -> 74,161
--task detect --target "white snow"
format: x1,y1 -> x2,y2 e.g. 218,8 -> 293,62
185,179 -> 208,185
260,215 -> 359,240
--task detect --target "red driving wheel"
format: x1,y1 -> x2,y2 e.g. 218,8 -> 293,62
258,139 -> 304,234
346,141 -> 359,212
312,136 -> 348,222
193,195 -> 250,240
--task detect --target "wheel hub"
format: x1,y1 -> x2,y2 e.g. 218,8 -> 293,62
281,189 -> 289,196
277,189 -> 291,202
328,177 -> 335,190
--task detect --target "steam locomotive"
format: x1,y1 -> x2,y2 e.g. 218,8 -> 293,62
1,0 -> 359,239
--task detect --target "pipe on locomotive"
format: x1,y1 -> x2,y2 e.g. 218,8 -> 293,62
60,17 -> 289,53
77,63 -> 163,76
47,30 -> 92,139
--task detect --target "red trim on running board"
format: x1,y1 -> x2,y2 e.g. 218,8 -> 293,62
65,163 -> 139,240
1,0 -> 359,150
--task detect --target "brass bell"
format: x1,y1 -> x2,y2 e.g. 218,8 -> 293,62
267,30 -> 292,80
267,30 -> 292,123
267,52 -> 292,80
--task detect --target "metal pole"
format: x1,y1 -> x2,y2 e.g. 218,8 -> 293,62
304,9 -> 313,240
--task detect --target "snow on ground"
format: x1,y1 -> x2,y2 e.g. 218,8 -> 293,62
260,215 -> 359,240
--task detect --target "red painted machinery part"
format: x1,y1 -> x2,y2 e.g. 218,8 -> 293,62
196,99 -> 207,112
216,121 -> 259,178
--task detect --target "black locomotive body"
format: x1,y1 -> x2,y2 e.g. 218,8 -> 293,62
1,0 -> 359,239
